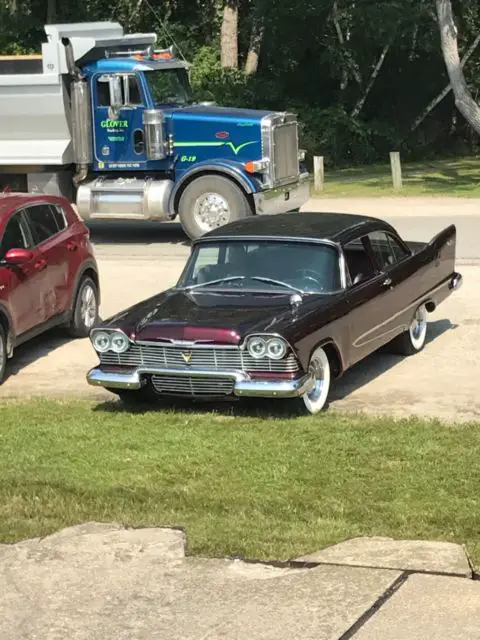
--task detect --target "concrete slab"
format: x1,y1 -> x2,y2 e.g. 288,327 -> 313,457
296,536 -> 472,577
0,523 -> 402,639
354,573 -> 480,639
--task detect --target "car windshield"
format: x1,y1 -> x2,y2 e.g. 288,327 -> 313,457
146,68 -> 194,105
178,240 -> 342,294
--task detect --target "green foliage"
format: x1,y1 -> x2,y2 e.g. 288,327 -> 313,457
0,0 -> 478,165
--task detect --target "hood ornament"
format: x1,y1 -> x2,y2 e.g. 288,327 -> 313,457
289,293 -> 302,309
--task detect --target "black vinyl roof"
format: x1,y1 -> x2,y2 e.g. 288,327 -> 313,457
201,211 -> 394,244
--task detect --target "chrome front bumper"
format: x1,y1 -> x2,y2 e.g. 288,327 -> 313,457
87,366 -> 315,399
253,173 -> 310,216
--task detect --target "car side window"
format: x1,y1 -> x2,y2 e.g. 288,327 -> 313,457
24,204 -> 60,245
52,205 -> 67,231
343,237 -> 377,286
368,231 -> 409,270
0,211 -> 30,259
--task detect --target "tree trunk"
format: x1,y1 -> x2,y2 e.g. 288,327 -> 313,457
46,0 -> 56,23
436,0 -> 480,135
409,33 -> 480,133
244,17 -> 264,75
350,41 -> 392,118
220,1 -> 239,69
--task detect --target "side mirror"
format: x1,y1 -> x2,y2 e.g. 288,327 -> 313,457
3,248 -> 34,265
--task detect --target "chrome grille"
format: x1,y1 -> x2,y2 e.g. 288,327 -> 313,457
99,343 -> 300,373
151,375 -> 234,397
272,122 -> 299,183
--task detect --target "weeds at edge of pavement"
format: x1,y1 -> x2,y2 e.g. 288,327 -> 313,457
1,398 -> 479,567
310,155 -> 480,198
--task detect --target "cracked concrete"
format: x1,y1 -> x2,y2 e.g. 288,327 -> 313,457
1,523 -> 479,639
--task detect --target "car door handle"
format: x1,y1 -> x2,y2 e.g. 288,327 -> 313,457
34,258 -> 47,271
67,241 -> 78,252
383,277 -> 392,287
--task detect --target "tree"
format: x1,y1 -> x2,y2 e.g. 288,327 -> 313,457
436,0 -> 480,135
220,0 -> 238,68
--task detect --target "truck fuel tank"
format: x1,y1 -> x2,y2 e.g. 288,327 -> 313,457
76,176 -> 174,221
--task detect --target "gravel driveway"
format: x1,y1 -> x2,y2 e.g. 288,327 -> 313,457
0,197 -> 478,423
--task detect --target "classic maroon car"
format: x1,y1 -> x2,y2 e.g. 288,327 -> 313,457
86,212 -> 461,414
0,193 -> 100,384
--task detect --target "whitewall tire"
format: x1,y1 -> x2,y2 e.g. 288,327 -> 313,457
302,346 -> 331,414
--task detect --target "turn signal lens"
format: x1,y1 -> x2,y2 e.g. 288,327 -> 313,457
244,159 -> 269,174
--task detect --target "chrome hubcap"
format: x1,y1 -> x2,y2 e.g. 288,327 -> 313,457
0,332 -> 4,369
410,307 -> 427,340
80,284 -> 97,328
193,193 -> 231,232
307,359 -> 326,402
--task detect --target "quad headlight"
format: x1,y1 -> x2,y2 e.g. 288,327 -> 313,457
91,329 -> 131,354
246,335 -> 288,360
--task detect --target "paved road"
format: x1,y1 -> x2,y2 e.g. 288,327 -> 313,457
1,197 -> 478,423
87,198 -> 480,263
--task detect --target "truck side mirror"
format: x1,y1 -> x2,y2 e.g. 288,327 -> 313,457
108,76 -> 123,119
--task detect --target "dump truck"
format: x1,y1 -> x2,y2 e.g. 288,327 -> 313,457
0,22 -> 309,239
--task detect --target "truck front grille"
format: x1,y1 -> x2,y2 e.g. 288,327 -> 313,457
99,343 -> 300,373
272,122 -> 299,184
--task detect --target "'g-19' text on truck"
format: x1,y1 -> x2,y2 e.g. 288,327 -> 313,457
0,22 -> 309,239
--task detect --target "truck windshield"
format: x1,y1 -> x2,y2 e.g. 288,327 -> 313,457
178,240 -> 342,294
146,68 -> 194,105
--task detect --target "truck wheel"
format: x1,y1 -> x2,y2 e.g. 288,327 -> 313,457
178,175 -> 252,240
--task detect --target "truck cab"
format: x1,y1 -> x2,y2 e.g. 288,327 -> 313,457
0,22 -> 310,240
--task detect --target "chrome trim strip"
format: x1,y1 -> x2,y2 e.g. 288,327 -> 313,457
86,366 -> 314,399
234,373 -> 315,398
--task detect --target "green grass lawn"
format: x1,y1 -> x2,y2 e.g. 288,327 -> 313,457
311,155 -> 480,197
1,398 -> 480,567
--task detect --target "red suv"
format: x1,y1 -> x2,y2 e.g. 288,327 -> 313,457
0,193 -> 100,384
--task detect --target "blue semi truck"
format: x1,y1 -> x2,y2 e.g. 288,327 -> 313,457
0,22 -> 309,239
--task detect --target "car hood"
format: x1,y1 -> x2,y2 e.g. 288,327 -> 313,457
104,289 -> 339,345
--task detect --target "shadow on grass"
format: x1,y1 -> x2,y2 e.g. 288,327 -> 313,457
91,318 -> 457,420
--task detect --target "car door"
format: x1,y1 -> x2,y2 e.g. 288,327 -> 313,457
93,72 -> 148,169
342,235 -> 390,366
342,229 -> 412,366
365,229 -> 415,340
0,209 -> 39,335
23,203 -> 69,322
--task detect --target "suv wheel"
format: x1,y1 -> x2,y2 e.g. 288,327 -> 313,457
0,325 -> 6,384
67,276 -> 100,338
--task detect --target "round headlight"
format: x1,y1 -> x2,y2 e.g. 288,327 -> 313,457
266,338 -> 287,360
92,331 -> 111,353
248,336 -> 266,359
110,332 -> 130,354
